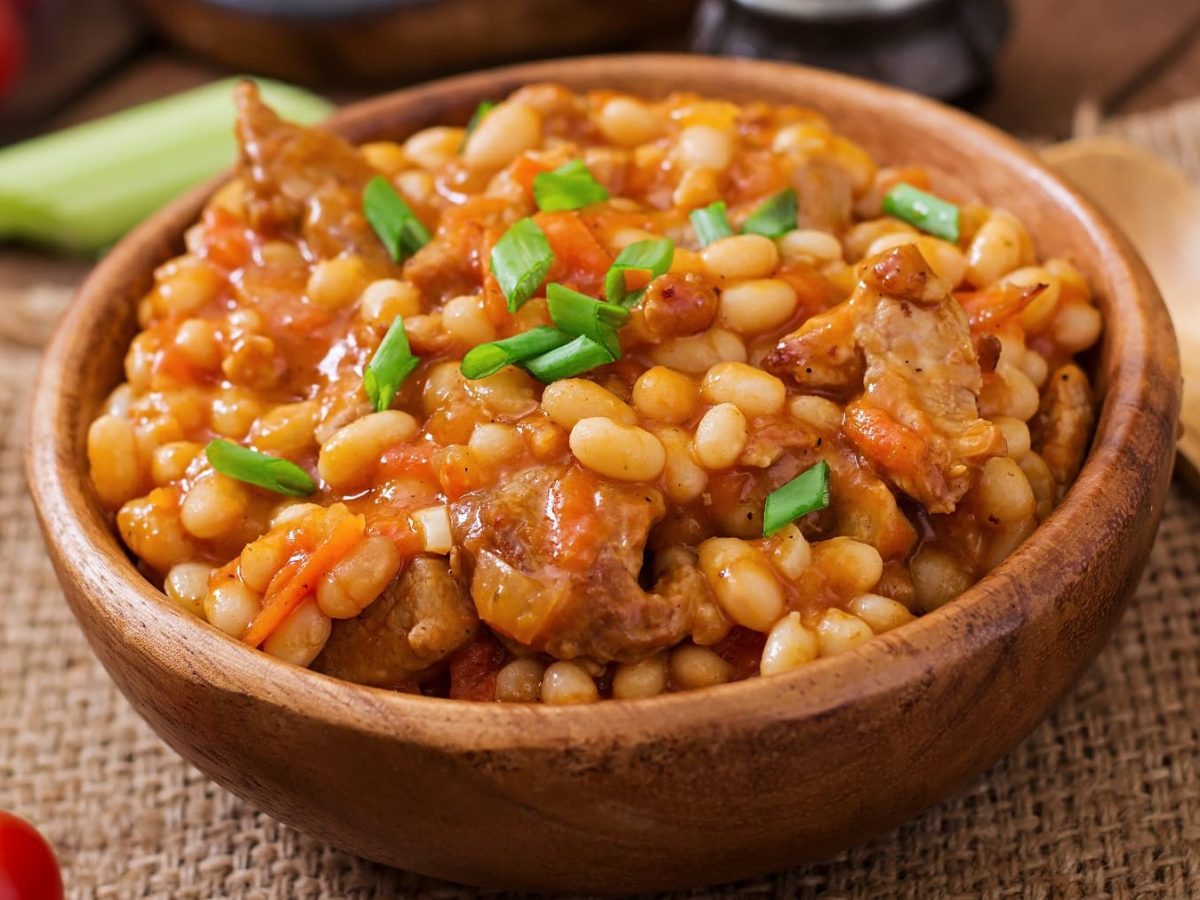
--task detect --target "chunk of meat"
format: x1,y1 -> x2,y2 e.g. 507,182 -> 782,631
791,157 -> 854,233
234,81 -> 389,264
707,450 -> 829,539
639,272 -> 719,339
845,245 -> 1005,513
450,464 -> 696,661
312,556 -> 478,687
1031,363 -> 1095,495
405,197 -> 514,305
764,295 -> 864,395
825,447 -> 918,560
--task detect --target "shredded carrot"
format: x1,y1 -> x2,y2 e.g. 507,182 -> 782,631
535,211 -> 612,295
241,513 -> 365,648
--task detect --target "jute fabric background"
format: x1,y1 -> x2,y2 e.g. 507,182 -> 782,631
1,101 -> 1198,898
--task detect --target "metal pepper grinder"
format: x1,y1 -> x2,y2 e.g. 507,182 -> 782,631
691,0 -> 1009,106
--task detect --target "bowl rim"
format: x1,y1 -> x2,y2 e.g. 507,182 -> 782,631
26,53 -> 1179,750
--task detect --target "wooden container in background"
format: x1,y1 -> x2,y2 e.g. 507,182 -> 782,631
136,0 -> 698,86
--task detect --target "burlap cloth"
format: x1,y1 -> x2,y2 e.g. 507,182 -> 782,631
3,100 -> 1200,900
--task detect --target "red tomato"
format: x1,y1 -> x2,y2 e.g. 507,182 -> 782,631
0,2 -> 26,98
448,633 -> 505,701
0,813 -> 63,900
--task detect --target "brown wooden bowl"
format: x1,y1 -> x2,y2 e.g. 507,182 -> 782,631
25,55 -> 1180,893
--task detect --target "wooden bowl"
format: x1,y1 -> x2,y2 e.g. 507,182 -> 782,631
25,55 -> 1180,892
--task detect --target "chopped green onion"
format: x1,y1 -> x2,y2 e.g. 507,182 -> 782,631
604,238 -> 675,307
205,439 -> 316,497
363,175 -> 431,262
524,334 -> 615,383
460,100 -> 496,151
690,200 -> 734,247
546,283 -> 628,358
490,217 -> 554,312
460,326 -> 571,379
762,460 -> 831,537
532,159 -> 610,212
0,77 -> 332,256
882,182 -> 960,243
742,188 -> 798,239
364,316 -> 420,411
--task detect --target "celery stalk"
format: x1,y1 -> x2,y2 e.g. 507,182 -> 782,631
0,77 -> 334,255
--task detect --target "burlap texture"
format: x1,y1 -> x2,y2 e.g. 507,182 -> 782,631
2,101 -> 1199,899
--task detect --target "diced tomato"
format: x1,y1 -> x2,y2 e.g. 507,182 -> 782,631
712,627 -> 767,680
448,633 -> 505,701
508,155 -> 553,199
369,517 -> 424,556
727,151 -> 789,205
151,341 -> 199,385
434,445 -> 491,500
547,466 -> 604,571
379,442 -> 436,481
200,207 -> 252,270
777,261 -> 840,322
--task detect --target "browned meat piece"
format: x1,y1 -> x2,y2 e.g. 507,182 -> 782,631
764,297 -> 864,395
403,197 -> 514,305
707,449 -> 830,539
792,157 -> 854,233
845,245 -> 1005,513
450,464 -> 696,662
638,272 -> 719,339
234,81 -> 389,264
1032,363 -> 1095,495
312,556 -> 478,687
825,447 -> 918,560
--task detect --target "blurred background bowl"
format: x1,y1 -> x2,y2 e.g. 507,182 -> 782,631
135,0 -> 699,85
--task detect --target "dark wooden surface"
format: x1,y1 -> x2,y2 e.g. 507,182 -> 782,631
4,0 -> 1199,298
33,0 -> 1200,138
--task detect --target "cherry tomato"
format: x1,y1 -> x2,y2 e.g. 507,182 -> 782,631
0,813 -> 63,900
0,1 -> 26,98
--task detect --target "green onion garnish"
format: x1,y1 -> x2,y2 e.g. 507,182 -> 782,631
460,100 -> 496,152
742,188 -> 798,239
690,200 -> 734,248
763,460 -> 831,537
532,159 -> 610,212
604,238 -> 675,307
460,326 -> 571,380
524,334 -> 616,383
363,175 -> 431,263
205,439 -> 316,497
546,283 -> 628,358
882,182 -> 960,243
490,217 -> 554,312
364,316 -> 420,411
